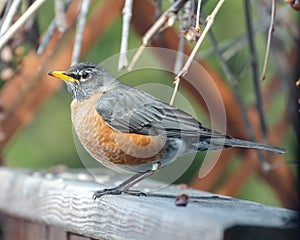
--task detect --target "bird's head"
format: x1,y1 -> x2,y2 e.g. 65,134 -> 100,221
48,62 -> 118,101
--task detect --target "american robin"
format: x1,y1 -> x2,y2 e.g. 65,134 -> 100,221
48,62 -> 286,199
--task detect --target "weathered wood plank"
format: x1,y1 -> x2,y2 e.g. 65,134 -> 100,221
48,225 -> 67,240
3,217 -> 25,240
0,167 -> 297,240
2,217 -> 48,240
69,233 -> 93,240
1,216 -> 88,240
23,221 -> 47,240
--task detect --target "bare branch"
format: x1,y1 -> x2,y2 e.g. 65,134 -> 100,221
201,4 -> 293,61
173,1 -> 191,75
0,0 -> 46,50
170,0 -> 225,105
0,0 -> 21,35
195,0 -> 202,32
118,0 -> 134,70
207,28 -> 268,168
0,0 -> 8,16
173,37 -> 186,75
54,0 -> 67,33
71,0 -> 90,66
37,21 -> 57,55
261,0 -> 276,81
128,0 -> 188,71
175,0 -> 225,79
244,0 -> 268,139
37,0 -> 73,55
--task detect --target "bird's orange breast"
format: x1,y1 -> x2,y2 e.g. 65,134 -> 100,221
70,93 -> 165,169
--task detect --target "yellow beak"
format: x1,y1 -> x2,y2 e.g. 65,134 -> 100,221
48,71 -> 79,83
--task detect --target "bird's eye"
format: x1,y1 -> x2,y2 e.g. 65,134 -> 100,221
81,71 -> 90,80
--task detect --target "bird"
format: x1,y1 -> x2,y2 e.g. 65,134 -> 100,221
48,62 -> 286,199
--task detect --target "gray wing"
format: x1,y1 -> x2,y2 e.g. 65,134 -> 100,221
96,83 -> 227,141
96,83 -> 286,154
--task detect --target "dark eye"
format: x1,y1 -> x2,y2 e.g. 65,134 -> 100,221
81,71 -> 90,79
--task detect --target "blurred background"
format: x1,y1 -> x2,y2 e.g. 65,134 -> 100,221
0,0 -> 299,209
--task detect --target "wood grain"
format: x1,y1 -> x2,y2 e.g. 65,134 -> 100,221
0,167 -> 296,240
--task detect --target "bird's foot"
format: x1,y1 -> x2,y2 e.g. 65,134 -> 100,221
124,189 -> 147,197
93,187 -> 147,200
93,188 -> 122,200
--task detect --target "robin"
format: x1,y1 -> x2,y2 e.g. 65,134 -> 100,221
48,62 -> 286,199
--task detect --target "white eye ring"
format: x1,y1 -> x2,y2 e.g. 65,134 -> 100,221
80,70 -> 90,82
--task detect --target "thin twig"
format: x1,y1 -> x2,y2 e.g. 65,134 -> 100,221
261,0 -> 276,81
201,26 -> 262,61
201,4 -> 290,61
128,0 -> 188,71
54,0 -> 67,33
173,1 -> 191,75
170,0 -> 225,105
37,0 -> 72,55
176,0 -> 225,79
154,0 -> 162,20
71,0 -> 90,66
200,36 -> 246,60
0,0 -> 21,36
195,0 -> 202,32
244,0 -> 268,139
174,36 -> 186,75
0,0 -> 11,28
118,0 -> 133,70
0,0 -> 46,50
37,21 -> 57,55
0,0 -> 8,16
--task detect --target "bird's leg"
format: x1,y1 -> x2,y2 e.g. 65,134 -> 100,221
93,170 -> 157,199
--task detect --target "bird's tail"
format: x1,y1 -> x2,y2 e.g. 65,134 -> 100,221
210,138 -> 286,154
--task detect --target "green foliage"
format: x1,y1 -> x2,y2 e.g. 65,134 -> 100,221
4,90 -> 82,168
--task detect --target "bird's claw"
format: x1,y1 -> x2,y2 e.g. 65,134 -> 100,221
124,189 -> 147,197
93,188 -> 122,200
93,188 -> 147,200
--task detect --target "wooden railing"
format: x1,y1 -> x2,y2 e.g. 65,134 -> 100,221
0,167 -> 297,240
